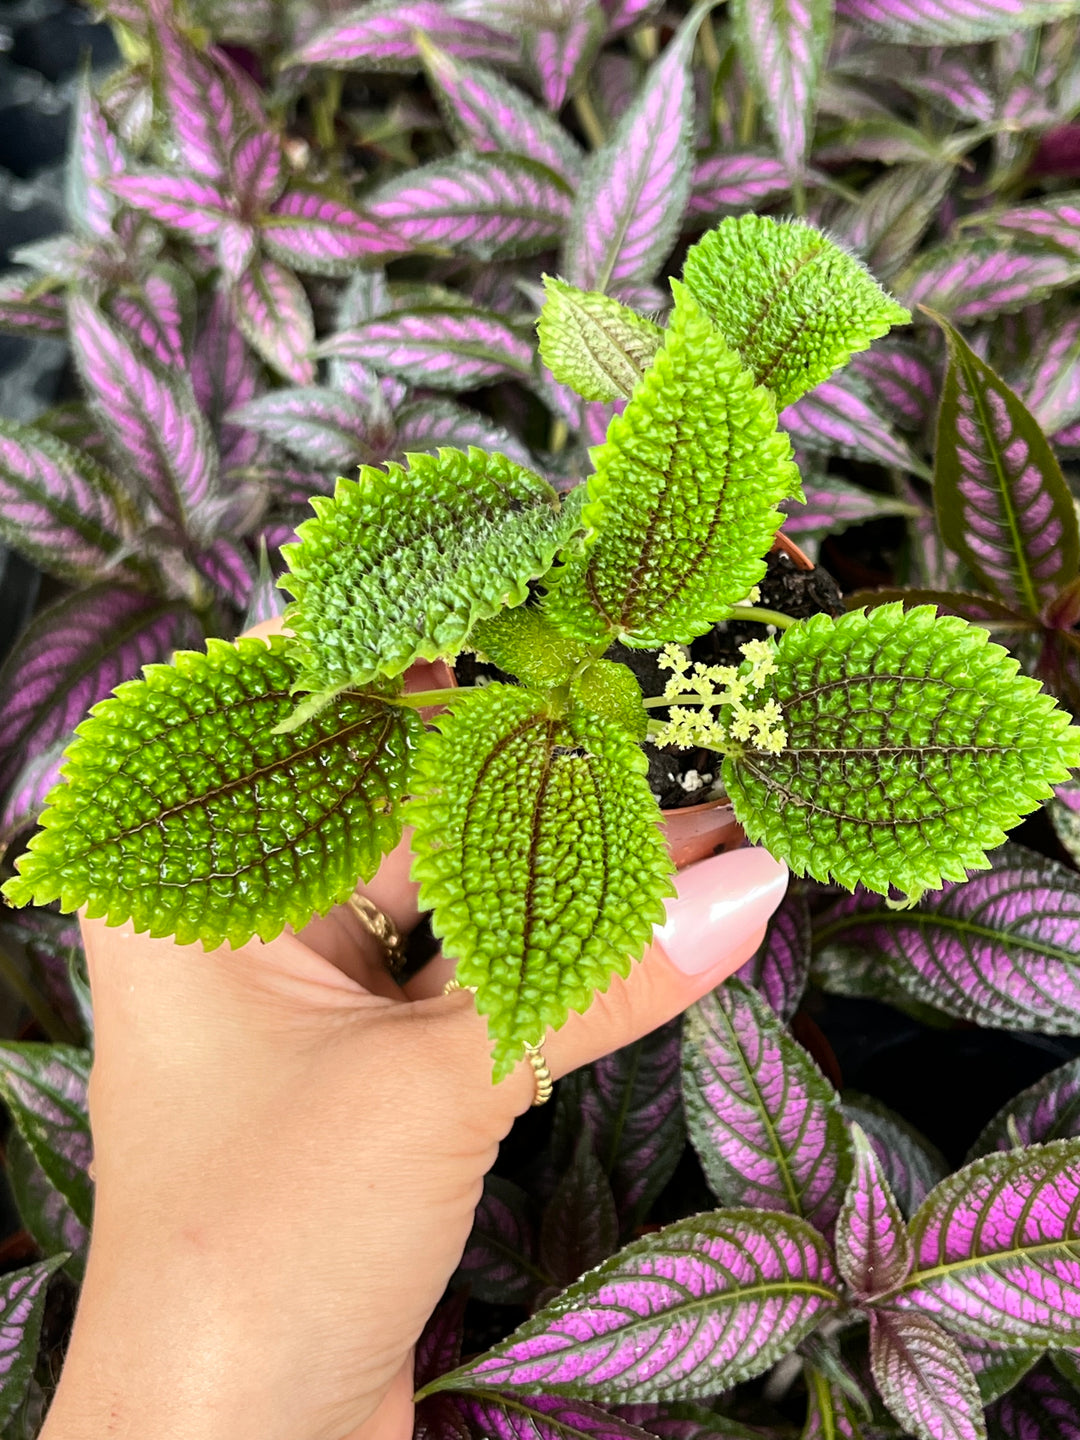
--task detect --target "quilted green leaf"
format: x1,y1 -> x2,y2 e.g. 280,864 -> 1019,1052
682,215 -> 911,409
282,448 -> 583,690
722,605 -> 1080,901
408,683 -> 673,1081
537,278 -> 663,403
2,636 -> 419,949
468,604 -> 591,688
543,283 -> 801,649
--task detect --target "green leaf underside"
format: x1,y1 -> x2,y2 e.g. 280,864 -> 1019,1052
282,448 -> 582,690
682,215 -> 911,409
408,684 -> 673,1081
537,278 -> 664,403
543,284 -> 801,649
723,605 -> 1080,900
2,636 -> 419,949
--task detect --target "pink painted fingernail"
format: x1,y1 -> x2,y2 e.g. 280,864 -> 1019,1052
654,847 -> 789,975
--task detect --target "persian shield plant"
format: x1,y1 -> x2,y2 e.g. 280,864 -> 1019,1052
4,215 -> 1079,1079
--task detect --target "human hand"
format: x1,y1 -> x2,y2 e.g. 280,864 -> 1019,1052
39,631 -> 788,1440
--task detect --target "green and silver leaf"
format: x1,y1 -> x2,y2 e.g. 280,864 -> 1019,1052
543,283 -> 801,649
537,278 -> 664,403
408,683 -> 673,1080
723,604 -> 1080,901
2,636 -> 419,949
282,447 -> 583,690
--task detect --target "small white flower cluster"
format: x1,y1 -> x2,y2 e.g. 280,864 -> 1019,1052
653,638 -> 787,755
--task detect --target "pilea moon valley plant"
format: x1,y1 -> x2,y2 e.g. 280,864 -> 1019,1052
4,215 -> 1080,1079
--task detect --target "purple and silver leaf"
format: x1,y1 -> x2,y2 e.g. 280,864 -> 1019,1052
454,1174 -> 542,1306
900,1138 -> 1080,1345
230,129 -> 285,210
900,243 -> 1080,323
553,1018 -> 684,1232
365,155 -> 572,261
0,275 -> 66,338
997,193 -> 1080,258
0,743 -> 68,851
601,0 -> 664,34
194,538 -> 257,610
452,1392 -> 664,1440
780,378 -> 930,476
579,398 -> 625,449
783,474 -> 919,540
66,77 -> 126,242
10,236 -> 90,285
734,885 -> 811,1023
228,388 -> 371,470
416,1291 -> 468,1390
540,1132 -> 620,1288
687,153 -> 791,219
835,1123 -> 912,1297
1055,418 -> 1080,451
525,1 -> 605,111
830,162 -> 953,281
3,910 -> 87,1044
68,294 -> 218,531
191,288 -> 262,468
840,1094 -> 948,1221
1022,312 -> 1080,437
242,542 -> 287,632
230,258 -> 316,385
959,1337 -> 1042,1406
561,4 -> 700,291
425,1210 -> 840,1400
898,62 -> 997,125
614,1401 -> 777,1440
836,0 -> 1080,44
109,173 -> 234,240
681,980 -> 850,1234
5,1130 -> 88,1284
421,39 -> 584,185
847,341 -> 938,432
0,1044 -> 92,1227
109,265 -> 194,372
731,0 -> 832,178
150,23 -> 265,183
0,1257 -> 68,1430
394,398 -> 537,471
262,187 -> 406,277
932,313 -> 1078,618
317,309 -> 533,390
869,1311 -> 986,1440
988,1361 -> 1080,1439
287,2 -> 519,71
968,1057 -> 1080,1161
0,420 -> 139,586
218,221 -> 260,283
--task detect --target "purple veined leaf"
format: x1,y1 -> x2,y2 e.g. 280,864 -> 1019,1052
334,269 -> 393,330
839,1095 -> 947,1222
813,843 -> 1080,1037
0,1257 -> 68,1430
682,981 -> 850,1235
230,129 -> 285,211
68,293 -> 218,533
829,163 -> 953,281
930,311 -> 1079,619
525,0 -> 605,111
899,242 -> 1080,324
615,1401 -> 778,1440
66,76 -> 126,243
609,281 -> 668,313
260,519 -> 301,553
734,885 -> 811,1023
780,377 -> 931,477
988,1361 -> 1080,1438
687,152 -> 791,220
249,464 -> 335,505
782,474 -> 919,540
228,388 -> 371,470
451,1392 -> 666,1440
801,1371 -> 867,1439
0,274 -> 66,338
286,1 -> 519,71
997,193 -> 1080,258
869,1311 -> 986,1440
394,398 -> 538,471
0,419 -> 140,586
591,53 -> 637,129
1055,418 -> 1080,451
317,309 -> 533,390
836,0 -> 1080,43
148,21 -> 266,183
108,172 -> 235,240
99,63 -> 154,151
262,187 -> 407,277
365,155 -> 572,262
416,1291 -> 468,1390
1036,629 -> 1080,719
836,1124 -> 912,1297
553,1018 -> 684,1233
1022,312 -> 1080,436
109,264 -> 195,372
454,1174 -> 545,1306
424,1210 -> 841,1401
230,258 -> 316,385
540,1132 -> 620,1289
958,1338 -> 1042,1406
217,219 -> 259,283
0,743 -> 67,851
600,0 -> 664,34
191,288 -> 262,469
242,541 -> 287,632
0,584 -> 202,796
898,61 -> 997,125
415,1393 -> 471,1440
0,1044 -> 92,1227
731,0 -> 833,179
3,910 -> 88,1046
579,397 -> 626,449
561,2 -> 701,292
194,538 -> 257,610
10,235 -> 91,286
847,340 -> 938,432
899,1138 -> 1080,1346
968,1057 -> 1080,1162
5,1130 -> 89,1284
419,40 -> 584,186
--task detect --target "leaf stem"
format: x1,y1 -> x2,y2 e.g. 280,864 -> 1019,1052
572,89 -> 606,150
726,605 -> 796,630
393,686 -> 471,709
0,941 -> 79,1046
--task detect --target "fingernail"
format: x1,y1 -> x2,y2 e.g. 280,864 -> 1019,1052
654,847 -> 788,975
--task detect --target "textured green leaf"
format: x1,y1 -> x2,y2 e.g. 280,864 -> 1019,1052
537,279 -> 663,403
408,683 -> 673,1081
570,660 -> 647,740
468,605 -> 591,688
2,636 -> 419,948
283,448 -> 582,690
682,215 -> 911,409
543,283 -> 801,649
723,604 -> 1080,901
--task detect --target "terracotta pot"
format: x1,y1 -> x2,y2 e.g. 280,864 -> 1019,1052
661,799 -> 744,868
771,531 -> 815,572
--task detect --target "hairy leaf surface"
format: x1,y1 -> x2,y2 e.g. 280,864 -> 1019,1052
282,449 -> 578,689
537,279 -> 663,403
836,1124 -> 912,1296
724,606 -> 1080,900
409,684 -> 672,1079
2,637 -> 417,949
869,1311 -> 986,1440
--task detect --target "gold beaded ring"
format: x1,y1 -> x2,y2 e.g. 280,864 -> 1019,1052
347,890 -> 406,977
443,978 -> 553,1107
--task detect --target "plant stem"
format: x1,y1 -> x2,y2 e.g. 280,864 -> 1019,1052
697,13 -> 721,73
393,686 -> 471,709
726,605 -> 796,630
572,90 -> 605,150
0,942 -> 79,1045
